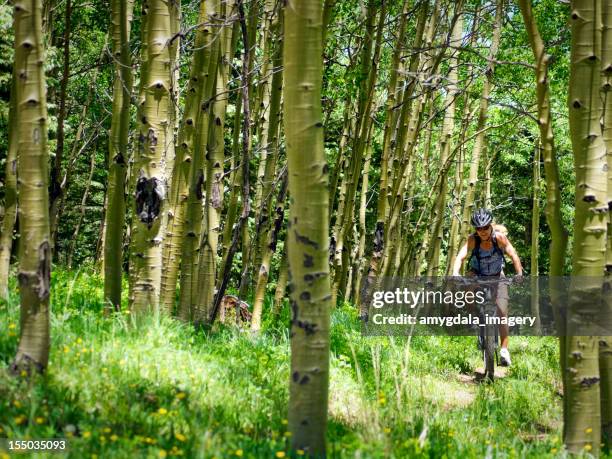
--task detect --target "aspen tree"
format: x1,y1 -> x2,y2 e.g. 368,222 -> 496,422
518,0 -> 571,425
426,7 -> 463,276
196,0 -> 233,323
11,0 -> 52,373
158,0 -> 183,313
332,0 -> 386,301
129,0 -> 175,314
160,0 -> 217,315
250,10 -> 285,331
457,0 -> 503,247
565,0 -> 608,452
362,1 -> 429,303
0,70 -> 18,301
284,0 -> 331,453
178,0 -> 220,322
104,0 -> 134,310
48,0 -> 71,255
599,0 -> 612,443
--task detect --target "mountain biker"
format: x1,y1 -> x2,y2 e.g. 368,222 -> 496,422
451,208 -> 524,367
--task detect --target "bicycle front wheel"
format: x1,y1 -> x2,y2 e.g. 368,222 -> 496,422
483,325 -> 496,381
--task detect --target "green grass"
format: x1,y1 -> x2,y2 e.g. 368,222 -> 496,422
0,268 -> 584,458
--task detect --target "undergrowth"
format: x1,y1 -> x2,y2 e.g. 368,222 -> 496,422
0,268 -> 584,458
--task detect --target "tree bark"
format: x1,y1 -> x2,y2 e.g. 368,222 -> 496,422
284,0 -> 331,454
0,66 -> 18,301
565,0 -> 608,453
104,0 -> 134,310
11,0 -> 52,374
129,0 -> 175,314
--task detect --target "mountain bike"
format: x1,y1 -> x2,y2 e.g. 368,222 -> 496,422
455,276 -> 516,382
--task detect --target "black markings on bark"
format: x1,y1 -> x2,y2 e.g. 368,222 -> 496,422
295,231 -> 319,249
571,351 -> 583,360
303,272 -> 326,285
147,128 -> 158,147
195,171 -> 204,200
113,153 -> 126,165
136,175 -> 164,227
38,241 -> 50,300
299,375 -> 310,385
300,291 -> 311,300
303,253 -> 314,268
573,100 -> 581,109
373,221 -> 384,253
295,320 -> 317,335
292,371 -> 299,382
322,163 -> 329,174
580,377 -> 600,387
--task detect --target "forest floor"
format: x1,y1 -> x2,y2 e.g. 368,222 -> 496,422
0,269 -> 580,458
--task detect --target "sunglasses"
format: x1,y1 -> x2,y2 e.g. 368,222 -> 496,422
476,225 -> 491,231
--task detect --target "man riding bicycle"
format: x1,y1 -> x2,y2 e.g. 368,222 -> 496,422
451,208 -> 524,367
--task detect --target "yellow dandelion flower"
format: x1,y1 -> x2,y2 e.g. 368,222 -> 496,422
551,448 -> 557,453
158,408 -> 168,415
585,427 -> 593,434
20,370 -> 27,377
281,419 -> 288,425
35,417 -> 45,424
63,346 -> 70,353
176,392 -> 186,400
158,450 -> 167,458
1,453 -> 10,459
91,455 -> 98,459
100,436 -> 106,442
584,444 -> 592,452
14,415 -> 25,425
77,338 -> 83,344
384,427 -> 391,434
284,432 -> 292,437
174,432 -> 186,442
110,434 -> 118,442
103,427 -> 111,433
83,431 -> 91,438
8,323 -> 16,329
119,360 -> 126,366
378,397 -> 386,405
297,450 -> 305,456
275,452 -> 286,458
235,450 -> 243,457
13,400 -> 21,408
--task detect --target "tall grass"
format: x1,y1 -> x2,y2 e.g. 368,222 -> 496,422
0,268 -> 572,458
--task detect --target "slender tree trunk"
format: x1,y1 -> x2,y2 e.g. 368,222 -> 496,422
49,0 -> 71,256
565,0 -> 608,453
426,7 -> 463,276
195,0 -> 233,322
11,0 -> 52,374
600,0 -> 612,444
250,13 -> 285,330
104,0 -> 134,310
207,0 -> 251,325
457,0 -> 503,246
284,0 -> 331,454
332,0 -> 386,301
129,0 -> 175,314
273,247 -> 288,313
251,171 -> 287,331
178,0 -> 220,322
67,153 -> 96,269
0,69 -> 18,301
